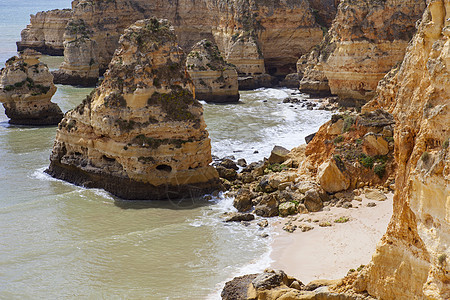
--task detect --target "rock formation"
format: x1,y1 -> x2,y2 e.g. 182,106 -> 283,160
298,32 -> 335,96
353,2 -> 450,299
225,1 -> 449,299
46,18 -> 220,200
0,50 -> 63,125
298,110 -> 396,193
186,39 -> 239,103
20,0 -> 327,86
16,9 -> 71,55
301,0 -> 426,105
52,19 -> 99,86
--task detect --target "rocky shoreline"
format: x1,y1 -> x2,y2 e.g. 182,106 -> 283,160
1,0 -> 447,299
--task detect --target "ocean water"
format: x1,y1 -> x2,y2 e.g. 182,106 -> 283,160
0,0 -> 72,68
0,2 -> 331,299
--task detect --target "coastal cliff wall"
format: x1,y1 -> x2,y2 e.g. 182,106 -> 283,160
16,9 -> 71,55
301,0 -> 426,105
46,18 -> 220,200
354,1 -> 450,299
19,0 -> 331,85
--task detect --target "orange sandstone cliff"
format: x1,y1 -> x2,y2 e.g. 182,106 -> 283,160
354,1 -> 450,298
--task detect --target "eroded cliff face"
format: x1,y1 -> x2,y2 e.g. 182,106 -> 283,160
21,0 -> 326,85
52,18 -> 99,86
301,0 -> 426,105
186,39 -> 239,103
297,109 -> 396,194
46,18 -> 220,200
354,2 -> 450,299
16,9 -> 71,55
0,50 -> 63,125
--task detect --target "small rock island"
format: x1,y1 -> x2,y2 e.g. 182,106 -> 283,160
0,49 -> 63,125
46,18 -> 220,200
186,39 -> 239,103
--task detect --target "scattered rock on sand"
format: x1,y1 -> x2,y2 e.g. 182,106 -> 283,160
319,221 -> 332,227
278,202 -> 297,217
283,224 -> 297,233
299,224 -> 314,232
365,189 -> 387,201
317,158 -> 350,193
257,219 -> 269,228
304,189 -> 324,212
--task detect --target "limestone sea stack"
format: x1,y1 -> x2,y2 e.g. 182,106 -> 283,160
186,39 -> 239,103
46,18 -> 220,200
0,50 -> 63,125
52,19 -> 99,86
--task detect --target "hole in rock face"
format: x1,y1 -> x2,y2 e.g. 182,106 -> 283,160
267,67 -> 277,75
156,164 -> 172,172
102,155 -> 116,162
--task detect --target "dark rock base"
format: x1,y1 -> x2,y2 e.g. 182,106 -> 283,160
238,74 -> 278,90
221,274 -> 258,300
3,105 -> 63,126
46,161 -> 222,200
196,93 -> 240,103
279,73 -> 300,88
16,43 -> 64,56
52,70 -> 98,87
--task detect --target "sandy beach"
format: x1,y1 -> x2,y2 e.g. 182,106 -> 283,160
269,192 -> 393,284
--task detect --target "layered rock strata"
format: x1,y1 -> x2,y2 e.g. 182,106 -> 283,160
323,0 -> 427,105
299,110 -> 396,193
0,50 -> 63,125
52,19 -> 99,86
298,32 -> 335,96
186,39 -> 239,103
21,0 -> 325,86
353,2 -> 450,299
301,0 -> 426,105
46,18 -> 220,200
16,9 -> 71,55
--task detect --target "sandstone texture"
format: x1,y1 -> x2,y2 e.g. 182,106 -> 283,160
52,19 -> 99,86
17,9 -> 71,55
21,0 -> 326,86
301,0 -> 426,105
300,110 -> 396,192
186,39 -> 239,103
0,50 -> 63,125
46,18 -> 220,200
353,2 -> 450,299
221,269 -> 373,300
298,32 -> 335,97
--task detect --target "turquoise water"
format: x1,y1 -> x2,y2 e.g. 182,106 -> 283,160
0,0 -> 72,68
0,2 -> 331,298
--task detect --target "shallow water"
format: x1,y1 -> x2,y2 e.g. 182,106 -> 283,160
0,87 -> 330,299
0,1 -> 332,298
